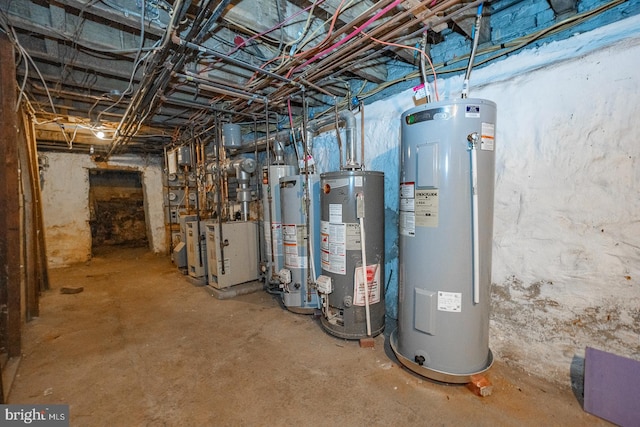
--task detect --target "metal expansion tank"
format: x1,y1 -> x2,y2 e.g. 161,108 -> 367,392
319,170 -> 385,339
391,98 -> 497,383
279,174 -> 321,313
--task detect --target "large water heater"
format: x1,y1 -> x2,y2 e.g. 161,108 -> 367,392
319,170 -> 385,339
391,98 -> 496,383
279,173 -> 321,313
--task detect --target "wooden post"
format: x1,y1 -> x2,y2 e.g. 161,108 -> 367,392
0,32 -> 22,358
18,112 -> 40,320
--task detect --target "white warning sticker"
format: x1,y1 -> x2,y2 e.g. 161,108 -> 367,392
437,291 -> 462,312
283,224 -> 304,268
399,211 -> 415,237
329,204 -> 342,223
400,182 -> 415,200
264,222 -> 283,256
320,221 -> 346,275
481,122 -> 495,151
353,264 -> 381,306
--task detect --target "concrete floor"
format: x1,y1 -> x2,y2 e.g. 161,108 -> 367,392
10,247 -> 610,426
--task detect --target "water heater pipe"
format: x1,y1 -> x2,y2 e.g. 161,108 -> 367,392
468,132 -> 480,304
306,109 -> 358,169
360,101 -> 365,170
462,3 -> 484,99
356,192 -> 372,337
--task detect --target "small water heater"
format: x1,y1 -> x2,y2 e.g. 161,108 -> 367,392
319,170 -> 385,339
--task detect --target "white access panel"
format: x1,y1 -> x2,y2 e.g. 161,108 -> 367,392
206,221 -> 259,289
186,221 -> 207,278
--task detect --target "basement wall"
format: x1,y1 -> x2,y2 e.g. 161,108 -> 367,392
40,152 -> 166,267
311,15 -> 640,386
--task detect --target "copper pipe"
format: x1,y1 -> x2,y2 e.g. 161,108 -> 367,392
244,0 -> 464,110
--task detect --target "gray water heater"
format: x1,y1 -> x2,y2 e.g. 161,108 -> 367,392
319,170 -> 385,339
279,174 -> 321,313
391,98 -> 496,383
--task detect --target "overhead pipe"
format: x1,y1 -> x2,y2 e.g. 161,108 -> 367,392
163,96 -> 263,119
306,109 -> 358,170
107,0 -> 188,157
171,33 -> 303,88
109,0 -> 229,157
177,71 -> 268,103
273,0 -> 465,103
360,101 -> 365,170
207,156 -> 257,221
193,0 -> 232,43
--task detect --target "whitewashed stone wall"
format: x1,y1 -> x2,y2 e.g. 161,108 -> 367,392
40,152 -> 166,267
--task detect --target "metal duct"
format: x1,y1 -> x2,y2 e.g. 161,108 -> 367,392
306,110 -> 358,169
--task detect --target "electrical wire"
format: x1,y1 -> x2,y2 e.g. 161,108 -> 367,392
289,0 -> 404,77
226,0 -> 327,57
361,30 -> 439,101
96,0 -> 157,123
242,0 -> 353,88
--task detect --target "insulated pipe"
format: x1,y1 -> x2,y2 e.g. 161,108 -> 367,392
306,110 -> 358,169
171,33 -> 301,87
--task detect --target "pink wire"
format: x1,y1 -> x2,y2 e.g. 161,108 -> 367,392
289,0 -> 403,76
227,0 -> 327,56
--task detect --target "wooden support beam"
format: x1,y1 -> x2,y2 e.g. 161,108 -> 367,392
0,33 -> 22,358
24,114 -> 50,293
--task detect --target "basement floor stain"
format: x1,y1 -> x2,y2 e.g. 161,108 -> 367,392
10,247 -> 611,426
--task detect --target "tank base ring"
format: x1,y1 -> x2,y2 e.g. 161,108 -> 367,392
390,329 -> 493,384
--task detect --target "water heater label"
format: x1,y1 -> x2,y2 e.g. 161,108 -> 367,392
329,203 -> 342,223
320,221 -> 346,274
400,197 -> 414,211
400,182 -> 415,199
481,122 -> 495,151
283,224 -> 304,268
399,211 -> 415,237
353,263 -> 381,306
346,223 -> 361,251
415,189 -> 439,227
264,222 -> 283,256
437,291 -> 462,312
